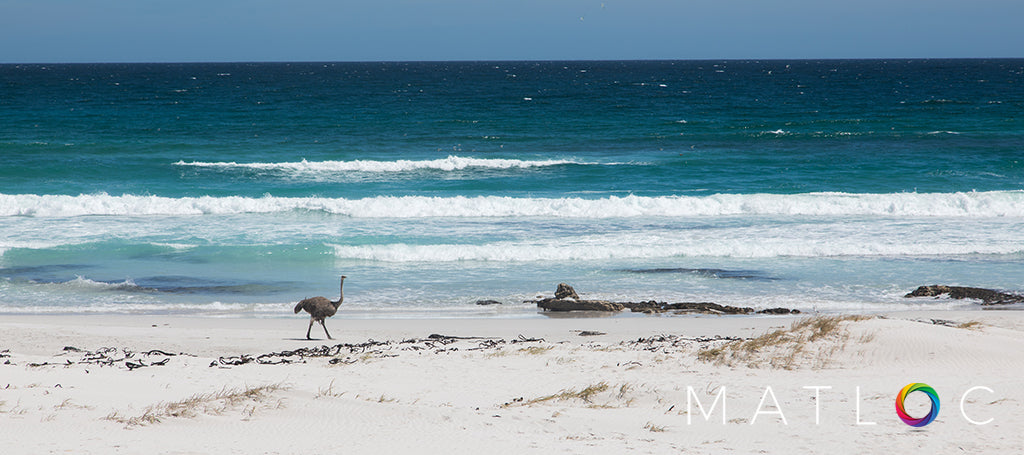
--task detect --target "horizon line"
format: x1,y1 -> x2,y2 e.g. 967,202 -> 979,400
3,56 -> 1024,65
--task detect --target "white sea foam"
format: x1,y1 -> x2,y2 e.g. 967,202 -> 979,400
4,191 -> 1024,218
173,155 -> 584,173
0,300 -> 286,315
55,276 -> 146,292
328,228 -> 1024,262
150,242 -> 198,251
0,239 -> 68,251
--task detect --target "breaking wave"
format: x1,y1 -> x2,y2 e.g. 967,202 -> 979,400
4,191 -> 1024,218
173,155 -> 588,173
328,233 -> 1024,262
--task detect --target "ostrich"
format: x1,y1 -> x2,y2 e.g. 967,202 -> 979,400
294,275 -> 346,340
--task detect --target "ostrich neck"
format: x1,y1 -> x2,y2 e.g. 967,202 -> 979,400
334,279 -> 345,307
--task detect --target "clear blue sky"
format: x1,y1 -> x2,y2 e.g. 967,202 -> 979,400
2,0 -> 1022,63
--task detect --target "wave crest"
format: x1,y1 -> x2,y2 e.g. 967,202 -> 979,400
330,234 -> 1024,262
61,276 -> 152,292
3,191 -> 1024,218
174,155 -> 584,173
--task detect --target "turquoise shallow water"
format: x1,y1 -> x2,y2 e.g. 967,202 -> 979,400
1,60 -> 1023,316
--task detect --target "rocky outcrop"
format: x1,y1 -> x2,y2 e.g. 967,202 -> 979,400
555,283 -> 580,300
623,300 -> 752,314
536,283 -> 619,311
904,285 -> 1024,305
755,307 -> 802,315
531,284 -> 799,315
619,301 -> 800,314
536,298 -> 624,312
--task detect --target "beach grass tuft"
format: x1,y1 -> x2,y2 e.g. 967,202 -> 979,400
316,379 -> 346,399
644,421 -> 668,432
956,320 -> 984,330
505,382 -> 612,408
518,345 -> 554,355
698,315 -> 871,369
105,383 -> 287,426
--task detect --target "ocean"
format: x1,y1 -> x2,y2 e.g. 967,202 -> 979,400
1,59 -> 1023,317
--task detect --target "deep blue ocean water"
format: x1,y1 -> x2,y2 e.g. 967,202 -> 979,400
1,60 -> 1023,317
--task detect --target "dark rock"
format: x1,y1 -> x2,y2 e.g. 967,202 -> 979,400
659,302 -> 754,314
617,300 -> 754,314
624,300 -> 664,313
905,285 -> 1024,305
555,283 -> 580,300
475,300 -> 503,305
530,283 -> 798,315
928,319 -> 958,327
537,298 -> 624,312
578,331 -> 606,336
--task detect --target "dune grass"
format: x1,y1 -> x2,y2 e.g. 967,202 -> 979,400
525,382 -> 609,406
698,315 -> 871,370
105,383 -> 286,426
501,381 -> 613,409
502,381 -> 644,410
957,320 -> 984,330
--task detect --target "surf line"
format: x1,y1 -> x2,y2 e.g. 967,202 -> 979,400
684,385 -> 996,426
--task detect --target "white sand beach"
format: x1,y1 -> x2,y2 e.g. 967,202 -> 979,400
1,310 -> 1022,454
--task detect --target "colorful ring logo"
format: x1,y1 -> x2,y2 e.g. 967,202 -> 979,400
895,383 -> 940,427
